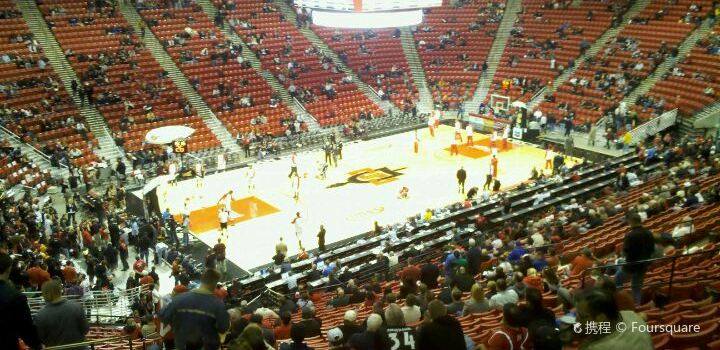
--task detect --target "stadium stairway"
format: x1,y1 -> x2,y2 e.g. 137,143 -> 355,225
399,27 -> 434,113
15,0 -> 126,164
194,0 -> 325,134
274,0 -> 398,116
623,18 -> 715,105
118,2 -> 242,154
682,100 -> 720,137
0,127 -> 69,179
526,0 -> 652,112
465,0 -> 522,114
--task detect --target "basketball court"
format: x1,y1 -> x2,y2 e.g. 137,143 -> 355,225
158,125 -> 580,271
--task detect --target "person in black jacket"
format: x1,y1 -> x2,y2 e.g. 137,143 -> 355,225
466,239 -> 482,275
297,307 -> 321,338
417,300 -> 466,350
456,166 -> 467,194
0,253 -> 42,350
615,214 -> 655,304
420,262 -> 440,289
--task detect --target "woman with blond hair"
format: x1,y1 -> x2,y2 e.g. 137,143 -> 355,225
462,283 -> 490,315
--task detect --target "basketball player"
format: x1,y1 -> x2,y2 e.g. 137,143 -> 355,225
291,212 -> 303,243
545,145 -> 554,171
288,152 -> 299,178
502,125 -> 510,149
466,123 -> 474,146
454,119 -> 463,143
218,207 -> 229,237
195,161 -> 205,188
427,113 -> 435,137
292,173 -> 301,200
218,190 -> 236,218
413,130 -> 419,154
490,130 -> 497,149
491,154 -> 498,178
246,164 -> 255,192
450,134 -> 459,156
168,160 -> 177,187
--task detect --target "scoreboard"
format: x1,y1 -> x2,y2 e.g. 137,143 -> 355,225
295,0 -> 442,12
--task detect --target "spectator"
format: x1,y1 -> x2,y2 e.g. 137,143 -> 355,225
159,269 -> 229,350
274,311 -> 293,341
230,324 -> 270,350
463,283 -> 490,315
488,279 -> 519,310
385,303 -> 417,350
338,310 -> 363,341
35,279 -> 89,349
482,304 -> 530,350
671,216 -> 694,239
615,214 -> 655,304
519,287 -> 555,338
575,288 -> 652,349
250,313 -> 276,347
348,314 -> 390,350
0,253 -> 41,350
329,287 -> 350,308
297,307 -> 321,337
326,327 -> 346,349
568,248 -> 596,276
279,323 -> 313,350
446,288 -> 465,316
401,294 -> 421,324
420,261 -> 440,289
417,300 -> 466,350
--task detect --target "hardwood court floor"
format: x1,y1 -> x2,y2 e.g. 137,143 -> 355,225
159,125 -> 579,271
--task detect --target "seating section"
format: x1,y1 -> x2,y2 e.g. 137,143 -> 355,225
0,0 -> 98,167
0,141 -> 51,193
139,4 -> 296,137
215,0 -> 383,127
491,0 -> 617,102
37,0 -> 220,153
414,0 -> 504,108
535,0 -> 708,127
635,23 -> 720,120
311,27 -> 419,109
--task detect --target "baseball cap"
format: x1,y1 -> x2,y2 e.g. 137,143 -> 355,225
327,327 -> 344,344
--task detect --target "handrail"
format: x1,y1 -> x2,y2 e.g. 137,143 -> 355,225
529,86 -> 547,104
44,332 -> 162,350
628,108 -> 677,145
579,246 -> 720,299
0,125 -> 69,169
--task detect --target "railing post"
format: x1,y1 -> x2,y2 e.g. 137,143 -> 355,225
129,337 -> 134,350
667,257 -> 677,301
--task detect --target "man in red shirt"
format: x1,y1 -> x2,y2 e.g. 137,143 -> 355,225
27,263 -> 51,289
62,261 -> 77,284
569,248 -> 595,276
133,257 -> 146,274
399,258 -> 421,282
484,304 -> 530,350
139,272 -> 154,286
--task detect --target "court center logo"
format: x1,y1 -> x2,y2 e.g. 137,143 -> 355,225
327,167 -> 407,188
